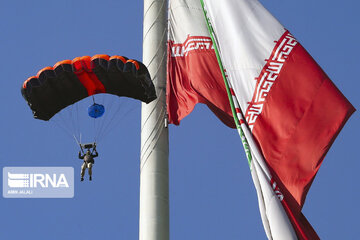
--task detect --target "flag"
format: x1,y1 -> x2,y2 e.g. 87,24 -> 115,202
167,0 -> 235,128
167,0 -> 355,239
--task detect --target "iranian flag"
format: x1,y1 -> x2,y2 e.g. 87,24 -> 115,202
167,0 -> 355,239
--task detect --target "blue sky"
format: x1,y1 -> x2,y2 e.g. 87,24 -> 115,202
0,0 -> 359,239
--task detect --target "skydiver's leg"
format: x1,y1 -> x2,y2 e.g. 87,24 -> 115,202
88,163 -> 93,181
80,162 -> 86,181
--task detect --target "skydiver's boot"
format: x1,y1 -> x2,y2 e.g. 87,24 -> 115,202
81,177 -> 84,181
89,176 -> 92,181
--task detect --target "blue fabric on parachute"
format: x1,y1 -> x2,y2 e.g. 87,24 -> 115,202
88,103 -> 105,118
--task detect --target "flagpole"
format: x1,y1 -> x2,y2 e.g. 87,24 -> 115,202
140,0 -> 169,240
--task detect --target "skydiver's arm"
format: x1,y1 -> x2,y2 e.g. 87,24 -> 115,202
92,151 -> 98,158
78,151 -> 84,159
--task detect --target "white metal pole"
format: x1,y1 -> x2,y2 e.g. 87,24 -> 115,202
140,0 -> 169,240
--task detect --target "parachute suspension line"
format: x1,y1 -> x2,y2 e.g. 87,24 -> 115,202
93,113 -> 96,144
93,94 -> 115,143
91,94 -> 99,144
75,101 -> 81,143
51,118 -> 75,140
90,94 -> 100,144
93,95 -> 98,143
67,103 -> 79,143
56,107 -> 76,139
66,105 -> 74,134
73,134 -> 84,154
95,97 -> 124,143
63,104 -> 79,146
100,97 -> 123,136
96,93 -> 114,142
98,99 -> 138,143
71,103 -> 80,145
50,105 -> 82,149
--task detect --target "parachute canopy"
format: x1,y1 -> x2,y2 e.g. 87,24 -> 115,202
88,103 -> 105,119
21,54 -> 156,120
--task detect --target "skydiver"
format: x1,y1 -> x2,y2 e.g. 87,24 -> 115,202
79,147 -> 98,181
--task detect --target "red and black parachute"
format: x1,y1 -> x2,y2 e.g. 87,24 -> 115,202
21,54 -> 156,120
